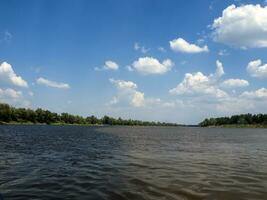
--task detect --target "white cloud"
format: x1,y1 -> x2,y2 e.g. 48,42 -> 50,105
247,59 -> 267,78
134,42 -> 150,54
169,72 -> 227,98
132,57 -> 173,75
170,60 -> 229,99
0,62 -> 28,88
109,78 -> 169,108
36,77 -> 70,89
215,97 -> 255,114
0,88 -> 30,107
222,79 -> 249,88
104,60 -> 119,70
109,79 -> 145,107
167,59 -> 267,122
215,60 -> 225,78
131,91 -> 145,107
95,60 -> 119,71
241,88 -> 267,98
0,88 -> 22,99
169,38 -> 209,53
110,78 -> 137,90
212,4 -> 267,48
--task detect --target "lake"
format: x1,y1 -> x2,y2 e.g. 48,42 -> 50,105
0,125 -> 267,200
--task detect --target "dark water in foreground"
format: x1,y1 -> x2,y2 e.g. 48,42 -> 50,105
0,126 -> 267,200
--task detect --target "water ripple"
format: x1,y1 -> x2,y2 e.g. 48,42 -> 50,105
0,125 -> 267,199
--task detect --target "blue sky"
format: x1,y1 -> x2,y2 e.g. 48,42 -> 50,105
0,0 -> 267,124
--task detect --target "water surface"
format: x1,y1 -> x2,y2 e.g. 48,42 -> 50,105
0,125 -> 267,199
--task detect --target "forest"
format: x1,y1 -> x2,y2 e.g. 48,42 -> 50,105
199,113 -> 267,127
0,103 -> 178,126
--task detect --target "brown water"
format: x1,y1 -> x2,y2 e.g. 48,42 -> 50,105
0,125 -> 267,200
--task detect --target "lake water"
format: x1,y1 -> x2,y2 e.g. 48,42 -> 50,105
0,125 -> 267,200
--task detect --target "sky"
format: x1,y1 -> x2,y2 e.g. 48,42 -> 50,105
0,0 -> 267,124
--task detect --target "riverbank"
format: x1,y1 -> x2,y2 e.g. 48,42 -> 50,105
1,122 -> 267,128
0,121 -> 182,127
206,124 -> 267,128
0,121 -> 105,126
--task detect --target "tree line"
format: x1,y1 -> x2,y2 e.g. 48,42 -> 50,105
0,103 -> 178,126
199,113 -> 267,127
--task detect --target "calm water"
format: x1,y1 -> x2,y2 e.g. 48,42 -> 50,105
0,125 -> 267,200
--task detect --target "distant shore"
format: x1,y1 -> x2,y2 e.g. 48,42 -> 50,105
0,121 -> 104,126
0,121 -> 182,127
205,124 -> 267,128
0,103 -> 178,127
199,114 -> 267,128
1,121 -> 267,128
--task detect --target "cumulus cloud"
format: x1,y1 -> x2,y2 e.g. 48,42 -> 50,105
109,78 -> 170,108
168,59 -> 267,121
109,78 -> 145,107
215,97 -> 255,114
0,62 -> 28,88
0,88 -> 22,99
169,72 -> 227,98
222,79 -> 249,88
110,78 -> 137,90
212,4 -> 267,48
247,59 -> 267,78
131,91 -> 145,107
0,88 -> 30,107
95,60 -> 119,71
36,77 -> 70,89
169,60 -> 229,98
132,57 -> 173,75
241,88 -> 267,99
169,38 -> 209,53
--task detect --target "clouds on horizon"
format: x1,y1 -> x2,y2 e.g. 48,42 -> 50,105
0,88 -> 30,107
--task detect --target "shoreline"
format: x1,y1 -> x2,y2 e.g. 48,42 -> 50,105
204,124 -> 267,128
1,122 -> 267,128
0,121 -> 181,127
